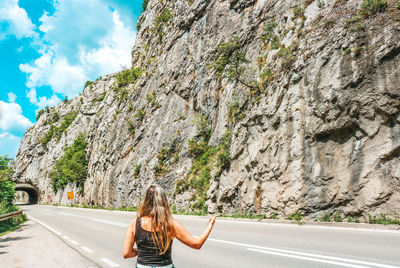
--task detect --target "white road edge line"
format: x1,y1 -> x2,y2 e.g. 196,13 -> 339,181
100,257 -> 120,267
70,240 -> 80,246
247,248 -> 369,268
209,238 -> 400,268
62,235 -> 71,240
28,215 -> 62,236
80,246 -> 94,254
174,216 -> 400,234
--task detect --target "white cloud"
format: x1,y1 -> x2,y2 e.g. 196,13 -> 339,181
0,0 -> 35,40
0,100 -> 33,136
36,95 -> 60,110
26,88 -> 37,104
20,53 -> 88,98
80,11 -> 134,75
0,132 -> 22,158
19,0 -> 136,103
8,92 -> 17,103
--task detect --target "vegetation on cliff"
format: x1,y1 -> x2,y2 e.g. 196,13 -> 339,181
50,133 -> 88,193
41,111 -> 78,149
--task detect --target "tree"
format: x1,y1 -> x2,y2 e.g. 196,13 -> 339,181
0,155 -> 16,213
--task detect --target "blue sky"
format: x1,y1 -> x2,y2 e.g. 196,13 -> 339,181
0,0 -> 143,158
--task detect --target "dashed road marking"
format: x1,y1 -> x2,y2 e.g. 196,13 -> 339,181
80,246 -> 94,253
70,240 -> 80,245
100,257 -> 120,267
62,235 -> 70,240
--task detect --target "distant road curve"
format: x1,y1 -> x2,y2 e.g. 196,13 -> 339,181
21,205 -> 400,268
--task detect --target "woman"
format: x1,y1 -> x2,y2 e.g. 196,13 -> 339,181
123,184 -> 217,267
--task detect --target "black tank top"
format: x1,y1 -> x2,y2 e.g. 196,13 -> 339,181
135,217 -> 173,266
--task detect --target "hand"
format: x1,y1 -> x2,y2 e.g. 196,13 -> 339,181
208,215 -> 217,227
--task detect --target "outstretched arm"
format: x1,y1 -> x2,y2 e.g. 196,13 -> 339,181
123,218 -> 138,259
173,216 -> 217,250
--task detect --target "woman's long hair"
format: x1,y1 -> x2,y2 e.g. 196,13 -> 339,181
138,184 -> 174,254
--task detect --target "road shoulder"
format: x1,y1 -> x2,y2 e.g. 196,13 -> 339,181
0,219 -> 98,267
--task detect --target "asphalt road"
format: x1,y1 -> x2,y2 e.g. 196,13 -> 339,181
20,205 -> 400,268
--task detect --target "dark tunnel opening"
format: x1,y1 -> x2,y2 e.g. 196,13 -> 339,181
14,184 -> 39,204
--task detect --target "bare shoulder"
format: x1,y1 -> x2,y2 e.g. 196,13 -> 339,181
172,218 -> 181,227
129,218 -> 137,229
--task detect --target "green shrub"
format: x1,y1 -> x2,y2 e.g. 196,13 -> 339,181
84,80 -> 93,88
40,111 -> 78,148
350,23 -> 365,32
156,8 -> 172,26
134,164 -> 141,177
324,19 -> 335,28
333,211 -> 342,222
346,16 -> 361,24
396,1 -> 400,9
320,213 -> 331,222
36,109 -> 46,120
142,0 -> 149,11
277,45 -> 296,69
343,47 -> 351,55
360,0 -> 387,17
115,67 -> 142,88
368,214 -> 400,225
287,212 -> 303,222
269,213 -> 278,219
41,111 -> 78,149
210,36 -> 258,91
153,8 -> 173,40
94,92 -> 106,103
146,92 -> 160,108
293,6 -> 305,19
128,120 -> 135,136
261,20 -> 278,43
135,109 -> 146,122
50,133 -> 88,193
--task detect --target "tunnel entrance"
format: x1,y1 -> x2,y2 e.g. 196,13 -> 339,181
14,183 -> 39,204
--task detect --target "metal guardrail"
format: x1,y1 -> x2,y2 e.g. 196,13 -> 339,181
0,210 -> 22,222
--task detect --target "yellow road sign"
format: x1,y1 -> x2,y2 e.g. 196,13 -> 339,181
67,191 -> 74,200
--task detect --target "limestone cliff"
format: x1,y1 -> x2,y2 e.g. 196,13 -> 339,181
13,0 -> 400,220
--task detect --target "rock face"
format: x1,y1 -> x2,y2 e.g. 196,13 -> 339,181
13,0 -> 400,219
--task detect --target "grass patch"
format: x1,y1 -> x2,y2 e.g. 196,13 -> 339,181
220,212 -> 267,220
0,212 -> 28,236
368,214 -> 400,225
